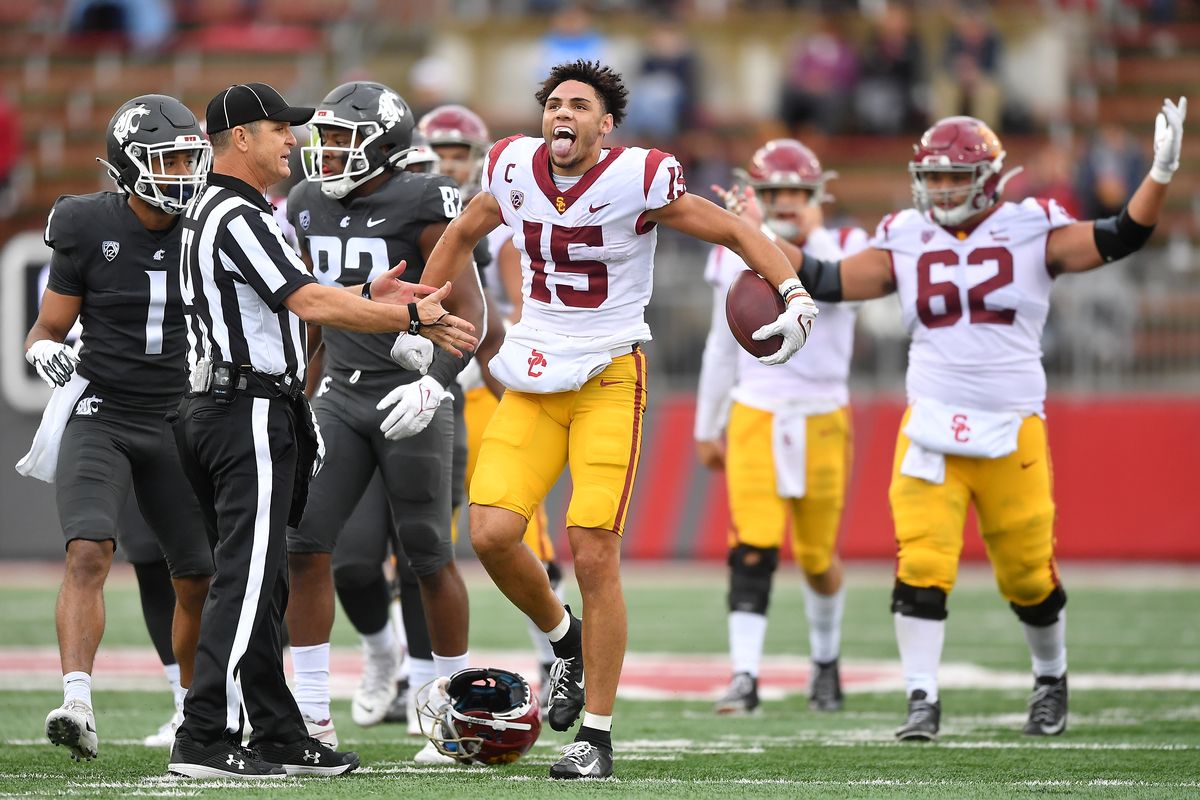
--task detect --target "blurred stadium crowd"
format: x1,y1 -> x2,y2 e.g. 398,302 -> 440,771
0,0 -> 1196,391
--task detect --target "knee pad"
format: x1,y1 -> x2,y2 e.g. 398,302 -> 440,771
891,580 -> 949,621
332,561 -> 380,593
727,544 -> 779,615
1010,585 -> 1067,627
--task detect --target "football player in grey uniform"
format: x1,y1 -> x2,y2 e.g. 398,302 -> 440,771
283,81 -> 483,760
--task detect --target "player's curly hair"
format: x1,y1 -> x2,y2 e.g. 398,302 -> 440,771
535,60 -> 628,128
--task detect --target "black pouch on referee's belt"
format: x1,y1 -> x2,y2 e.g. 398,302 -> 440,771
288,392 -> 320,527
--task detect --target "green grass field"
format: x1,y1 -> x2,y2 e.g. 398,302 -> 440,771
0,563 -> 1197,799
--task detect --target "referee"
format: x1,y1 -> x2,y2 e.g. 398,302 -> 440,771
168,82 -> 475,779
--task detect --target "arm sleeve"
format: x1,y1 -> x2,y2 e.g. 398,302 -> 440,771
219,209 -> 317,312
694,250 -> 740,441
44,198 -> 84,296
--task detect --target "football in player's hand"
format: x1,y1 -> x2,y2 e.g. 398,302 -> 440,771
725,270 -> 785,358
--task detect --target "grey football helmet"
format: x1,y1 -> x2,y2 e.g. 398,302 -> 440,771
98,94 -> 211,215
302,81 -> 416,198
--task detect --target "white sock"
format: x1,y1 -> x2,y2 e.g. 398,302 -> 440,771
397,652 -> 411,683
389,598 -> 408,653
528,617 -> 556,664
729,611 -> 768,677
1024,611 -> 1067,679
408,657 -> 437,695
63,671 -> 92,708
894,613 -> 944,703
581,711 -> 612,732
804,584 -> 845,664
547,608 -> 571,642
362,621 -> 397,662
433,651 -> 469,679
164,663 -> 184,711
290,643 -> 331,722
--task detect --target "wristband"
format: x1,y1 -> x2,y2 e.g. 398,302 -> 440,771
361,281 -> 372,300
778,277 -> 808,304
407,302 -> 421,335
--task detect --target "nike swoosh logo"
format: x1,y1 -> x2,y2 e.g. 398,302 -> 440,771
599,379 -> 619,387
589,203 -> 611,213
577,758 -> 601,775
1020,460 -> 1037,469
366,217 -> 386,227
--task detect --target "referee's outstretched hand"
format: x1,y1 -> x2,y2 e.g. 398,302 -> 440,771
415,281 -> 478,358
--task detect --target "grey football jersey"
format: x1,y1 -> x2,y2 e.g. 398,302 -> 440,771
45,192 -> 188,402
288,172 -> 461,378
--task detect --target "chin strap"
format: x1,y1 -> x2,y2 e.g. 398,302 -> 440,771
992,165 -> 1025,201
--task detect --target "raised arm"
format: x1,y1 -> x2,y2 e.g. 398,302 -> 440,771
419,191 -> 504,289
1048,97 -> 1186,275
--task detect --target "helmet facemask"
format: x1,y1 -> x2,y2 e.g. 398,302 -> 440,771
909,155 -> 1022,227
302,117 -> 402,199
101,135 -> 211,215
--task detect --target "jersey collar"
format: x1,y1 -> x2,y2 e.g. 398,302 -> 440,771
209,172 -> 274,213
532,144 -> 625,214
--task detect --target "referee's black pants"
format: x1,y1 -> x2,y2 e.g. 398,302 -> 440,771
172,392 -> 308,746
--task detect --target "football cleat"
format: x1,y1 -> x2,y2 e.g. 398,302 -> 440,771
382,677 -> 411,725
549,740 -> 613,780
352,647 -> 399,727
546,653 -> 585,731
256,736 -> 359,776
143,708 -> 183,747
809,659 -> 844,712
302,713 -> 338,749
1023,673 -> 1068,736
714,672 -> 759,715
895,690 -> 941,742
537,661 -> 553,721
168,732 -> 285,779
45,700 -> 98,761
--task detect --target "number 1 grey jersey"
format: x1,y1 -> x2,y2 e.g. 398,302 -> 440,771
44,191 -> 187,402
287,172 -> 461,378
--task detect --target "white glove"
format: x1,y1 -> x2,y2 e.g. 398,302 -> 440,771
310,407 -> 326,478
753,279 -> 820,366
390,332 -> 434,374
376,376 -> 451,440
1150,96 -> 1187,184
26,339 -> 79,388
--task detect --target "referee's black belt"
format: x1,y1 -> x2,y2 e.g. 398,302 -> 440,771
188,363 -> 303,402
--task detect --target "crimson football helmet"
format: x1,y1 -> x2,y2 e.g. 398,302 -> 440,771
301,81 -> 416,198
417,104 -> 490,190
909,116 -> 1022,226
98,94 -> 211,215
415,668 -> 541,765
739,138 -> 835,240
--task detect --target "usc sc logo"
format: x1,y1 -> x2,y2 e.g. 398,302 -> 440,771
950,413 -> 971,443
527,349 -> 548,378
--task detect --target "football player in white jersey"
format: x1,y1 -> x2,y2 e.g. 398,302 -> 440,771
697,139 -> 867,716
413,60 -> 817,779
724,99 -> 1186,741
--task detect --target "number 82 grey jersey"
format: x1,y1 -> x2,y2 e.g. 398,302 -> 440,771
287,171 -> 461,377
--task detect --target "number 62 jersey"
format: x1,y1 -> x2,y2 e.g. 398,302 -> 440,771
871,197 -> 1075,415
482,135 -> 687,353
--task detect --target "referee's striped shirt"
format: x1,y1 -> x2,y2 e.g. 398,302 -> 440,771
180,172 -> 316,383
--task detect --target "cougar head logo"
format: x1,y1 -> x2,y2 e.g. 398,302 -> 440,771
113,105 -> 151,144
377,91 -> 406,129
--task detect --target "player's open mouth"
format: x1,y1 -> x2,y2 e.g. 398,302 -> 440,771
551,126 -> 576,159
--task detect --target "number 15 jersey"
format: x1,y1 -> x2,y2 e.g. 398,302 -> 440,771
870,197 -> 1075,415
481,135 -> 686,353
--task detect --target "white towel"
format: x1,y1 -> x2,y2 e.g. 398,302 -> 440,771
771,406 -> 808,498
15,373 -> 91,483
902,398 -> 1022,459
900,441 -> 946,484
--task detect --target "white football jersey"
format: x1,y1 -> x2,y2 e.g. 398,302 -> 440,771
870,198 -> 1075,414
700,225 -> 864,412
481,135 -> 687,353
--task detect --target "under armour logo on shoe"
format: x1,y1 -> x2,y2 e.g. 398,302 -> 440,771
226,754 -> 245,769
303,749 -> 321,763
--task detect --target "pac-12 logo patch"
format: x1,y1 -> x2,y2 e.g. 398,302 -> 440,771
510,190 -> 524,210
101,241 -> 120,261
299,209 -> 310,230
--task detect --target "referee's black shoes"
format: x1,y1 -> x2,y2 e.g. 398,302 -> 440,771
168,732 -> 285,779
257,737 -> 360,776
